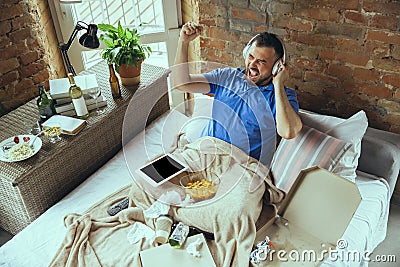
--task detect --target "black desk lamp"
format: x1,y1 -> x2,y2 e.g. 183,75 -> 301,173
59,21 -> 100,76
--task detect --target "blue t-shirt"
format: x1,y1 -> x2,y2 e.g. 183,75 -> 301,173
200,68 -> 299,166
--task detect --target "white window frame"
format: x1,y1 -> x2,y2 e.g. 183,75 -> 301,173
48,0 -> 182,74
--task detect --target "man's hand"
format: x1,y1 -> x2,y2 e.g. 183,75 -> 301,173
272,59 -> 288,88
173,22 -> 210,94
180,22 -> 202,43
271,59 -> 302,139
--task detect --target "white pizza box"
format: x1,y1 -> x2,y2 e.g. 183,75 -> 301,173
140,234 -> 216,267
254,166 -> 362,265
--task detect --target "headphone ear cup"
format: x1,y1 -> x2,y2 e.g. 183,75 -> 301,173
272,60 -> 280,76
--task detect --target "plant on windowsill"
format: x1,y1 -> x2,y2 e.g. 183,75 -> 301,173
97,21 -> 152,85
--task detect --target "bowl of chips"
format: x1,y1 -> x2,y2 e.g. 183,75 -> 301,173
180,172 -> 220,201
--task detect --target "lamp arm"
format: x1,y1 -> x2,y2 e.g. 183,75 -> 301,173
59,21 -> 88,76
60,47 -> 76,76
62,21 -> 88,51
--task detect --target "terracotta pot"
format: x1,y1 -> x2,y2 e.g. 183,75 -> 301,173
118,60 -> 142,85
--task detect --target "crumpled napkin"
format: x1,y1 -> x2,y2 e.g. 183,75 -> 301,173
143,197 -> 170,218
127,222 -> 156,244
186,237 -> 203,257
143,191 -> 193,218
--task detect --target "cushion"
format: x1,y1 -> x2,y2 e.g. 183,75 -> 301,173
181,116 -> 211,143
271,125 -> 352,193
192,93 -> 213,117
299,110 -> 368,182
182,93 -> 214,143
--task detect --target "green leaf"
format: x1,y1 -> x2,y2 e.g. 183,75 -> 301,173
117,22 -> 124,37
98,20 -> 152,68
98,24 -> 117,33
103,39 -> 113,47
126,30 -> 133,40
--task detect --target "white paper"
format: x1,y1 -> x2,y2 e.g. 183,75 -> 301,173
127,222 -> 156,244
143,198 -> 170,218
186,237 -> 203,257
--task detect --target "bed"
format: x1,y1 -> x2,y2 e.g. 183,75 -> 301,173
0,88 -> 399,266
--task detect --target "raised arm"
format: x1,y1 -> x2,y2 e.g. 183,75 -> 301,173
273,61 -> 303,139
171,22 -> 210,94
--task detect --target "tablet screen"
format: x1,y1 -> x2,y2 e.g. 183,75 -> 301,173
140,155 -> 186,184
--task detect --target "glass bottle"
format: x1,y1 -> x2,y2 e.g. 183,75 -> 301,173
68,73 -> 89,119
37,84 -> 56,122
109,64 -> 121,99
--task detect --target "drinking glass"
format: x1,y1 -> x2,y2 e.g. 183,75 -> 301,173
88,88 -> 103,115
43,122 -> 62,143
24,120 -> 41,135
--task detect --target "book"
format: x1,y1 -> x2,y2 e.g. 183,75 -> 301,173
59,99 -> 107,117
42,115 -> 87,135
54,94 -> 106,113
53,94 -> 91,105
49,74 -> 99,99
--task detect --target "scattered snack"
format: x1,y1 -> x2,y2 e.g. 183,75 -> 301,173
181,176 -> 219,201
43,126 -> 61,138
4,142 -> 34,161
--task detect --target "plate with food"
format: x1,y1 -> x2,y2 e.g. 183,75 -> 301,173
0,135 -> 42,162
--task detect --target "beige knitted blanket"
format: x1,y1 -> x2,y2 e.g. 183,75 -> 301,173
49,137 -> 284,267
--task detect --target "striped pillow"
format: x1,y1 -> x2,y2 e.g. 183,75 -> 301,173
271,126 -> 352,193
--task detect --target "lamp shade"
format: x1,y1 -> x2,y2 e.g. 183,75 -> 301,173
79,24 -> 100,49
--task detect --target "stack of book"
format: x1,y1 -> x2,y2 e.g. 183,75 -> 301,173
49,74 -> 107,117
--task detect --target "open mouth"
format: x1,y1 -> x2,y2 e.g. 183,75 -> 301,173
248,68 -> 259,81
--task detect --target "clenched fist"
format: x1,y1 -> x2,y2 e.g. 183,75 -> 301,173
180,22 -> 202,43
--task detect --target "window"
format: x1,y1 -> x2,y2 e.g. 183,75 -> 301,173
49,0 -> 181,73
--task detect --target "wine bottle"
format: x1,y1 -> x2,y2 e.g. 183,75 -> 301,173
68,73 -> 89,119
108,63 -> 121,99
37,84 -> 56,122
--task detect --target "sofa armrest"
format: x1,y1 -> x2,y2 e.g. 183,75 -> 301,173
358,127 -> 400,196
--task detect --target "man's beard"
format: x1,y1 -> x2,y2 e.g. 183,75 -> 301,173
246,67 -> 273,86
255,73 -> 273,86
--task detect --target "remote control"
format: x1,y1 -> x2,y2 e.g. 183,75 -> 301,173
107,197 -> 129,216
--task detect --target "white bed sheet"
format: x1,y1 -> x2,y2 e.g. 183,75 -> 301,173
0,107 -> 390,267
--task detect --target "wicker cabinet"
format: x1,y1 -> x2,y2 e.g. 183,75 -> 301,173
0,62 -> 170,234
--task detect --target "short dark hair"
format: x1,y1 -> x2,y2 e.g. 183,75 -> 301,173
250,32 -> 284,60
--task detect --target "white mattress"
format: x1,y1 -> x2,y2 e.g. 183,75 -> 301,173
0,107 -> 390,267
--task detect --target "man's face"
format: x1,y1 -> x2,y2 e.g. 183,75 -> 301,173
245,43 -> 277,86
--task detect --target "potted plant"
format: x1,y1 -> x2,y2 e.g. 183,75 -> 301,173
97,21 -> 151,85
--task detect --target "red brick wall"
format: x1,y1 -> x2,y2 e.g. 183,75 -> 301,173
0,0 -> 63,116
182,0 -> 201,63
185,0 -> 400,134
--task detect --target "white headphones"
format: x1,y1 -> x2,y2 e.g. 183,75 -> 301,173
242,33 -> 286,76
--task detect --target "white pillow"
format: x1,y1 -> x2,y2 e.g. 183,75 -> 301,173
192,93 -> 213,117
299,110 -> 368,182
181,94 -> 214,143
181,116 -> 211,143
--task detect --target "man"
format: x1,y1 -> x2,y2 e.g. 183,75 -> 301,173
172,22 -> 302,166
